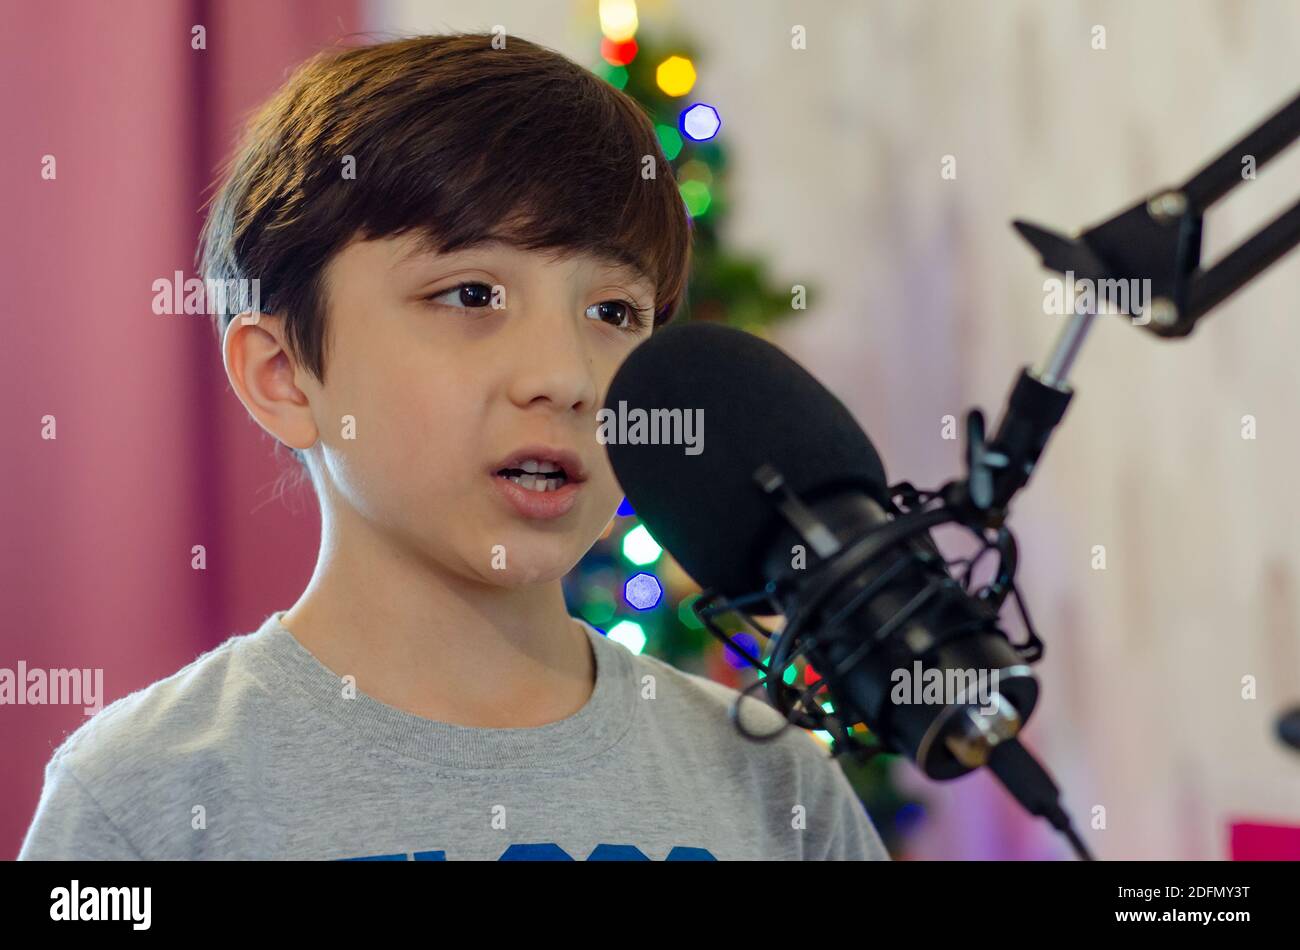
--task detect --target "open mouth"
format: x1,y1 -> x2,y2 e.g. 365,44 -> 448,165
494,460 -> 570,493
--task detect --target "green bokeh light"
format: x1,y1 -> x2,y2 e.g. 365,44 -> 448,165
621,524 -> 662,566
677,593 -> 704,629
608,619 -> 647,654
580,588 -> 617,626
679,179 -> 711,216
655,123 -> 683,160
602,64 -> 629,89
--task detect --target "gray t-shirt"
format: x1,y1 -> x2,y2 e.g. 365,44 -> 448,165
19,611 -> 890,861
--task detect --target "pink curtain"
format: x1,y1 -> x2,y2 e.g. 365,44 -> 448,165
0,0 -> 359,858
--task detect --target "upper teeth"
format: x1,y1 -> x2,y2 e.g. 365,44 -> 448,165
520,459 -> 562,473
501,458 -> 567,492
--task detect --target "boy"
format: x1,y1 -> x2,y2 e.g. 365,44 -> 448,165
19,33 -> 889,861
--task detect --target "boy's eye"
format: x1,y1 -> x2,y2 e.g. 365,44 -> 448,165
427,282 -> 494,308
425,283 -> 648,332
585,300 -> 646,331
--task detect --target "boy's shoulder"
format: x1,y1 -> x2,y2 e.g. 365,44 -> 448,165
42,619 -> 273,790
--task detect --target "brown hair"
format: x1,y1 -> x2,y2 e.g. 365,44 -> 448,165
199,32 -> 692,446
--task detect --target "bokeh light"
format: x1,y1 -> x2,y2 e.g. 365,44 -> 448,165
601,64 -> 629,89
655,123 -> 683,160
600,37 -> 638,66
580,587 -> 617,626
655,55 -> 696,97
680,103 -> 721,141
608,619 -> 647,654
598,0 -> 639,43
723,631 -> 760,669
679,179 -> 711,216
624,572 -> 663,610
621,524 -> 662,565
677,593 -> 704,629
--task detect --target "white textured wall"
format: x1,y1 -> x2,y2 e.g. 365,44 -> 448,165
372,0 -> 1300,858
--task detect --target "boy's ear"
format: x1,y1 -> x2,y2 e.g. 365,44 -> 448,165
222,311 -> 319,452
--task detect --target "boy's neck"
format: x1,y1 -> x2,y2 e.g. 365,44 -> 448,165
277,510 -> 595,729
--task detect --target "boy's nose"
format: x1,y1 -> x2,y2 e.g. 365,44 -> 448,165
502,315 -> 598,415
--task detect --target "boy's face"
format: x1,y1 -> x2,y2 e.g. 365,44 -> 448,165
292,231 -> 655,586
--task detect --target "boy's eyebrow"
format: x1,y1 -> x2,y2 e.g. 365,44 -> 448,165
594,252 -> 656,289
393,235 -> 509,270
394,236 -> 654,289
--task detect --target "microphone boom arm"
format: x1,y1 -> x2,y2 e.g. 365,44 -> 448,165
1013,84 -> 1300,340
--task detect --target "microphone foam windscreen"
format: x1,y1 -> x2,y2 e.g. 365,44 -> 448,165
603,322 -> 887,597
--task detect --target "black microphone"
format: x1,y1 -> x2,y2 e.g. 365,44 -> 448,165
1278,707 -> 1300,751
603,321 -> 1090,858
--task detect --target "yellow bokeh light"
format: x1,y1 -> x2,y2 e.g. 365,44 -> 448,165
656,55 -> 696,97
599,0 -> 639,42
677,159 -> 712,185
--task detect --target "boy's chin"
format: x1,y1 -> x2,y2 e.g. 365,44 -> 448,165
480,563 -> 574,587
474,546 -> 586,587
